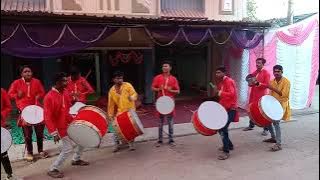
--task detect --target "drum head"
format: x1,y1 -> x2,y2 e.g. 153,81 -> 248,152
67,123 -> 100,148
129,109 -> 145,134
21,105 -> 44,124
198,101 -> 228,130
69,102 -> 86,115
1,127 -> 12,154
156,96 -> 175,115
260,95 -> 284,121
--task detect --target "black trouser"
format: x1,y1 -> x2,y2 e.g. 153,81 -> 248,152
249,120 -> 269,131
22,124 -> 45,154
218,110 -> 236,153
1,151 -> 13,176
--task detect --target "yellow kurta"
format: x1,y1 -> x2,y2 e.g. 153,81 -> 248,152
269,77 -> 291,121
107,82 -> 138,117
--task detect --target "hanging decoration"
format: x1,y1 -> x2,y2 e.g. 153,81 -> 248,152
109,50 -> 144,67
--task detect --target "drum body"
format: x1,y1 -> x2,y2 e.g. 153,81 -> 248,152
249,95 -> 284,127
155,96 -> 175,115
1,127 -> 12,153
192,101 -> 228,136
113,109 -> 144,143
67,105 -> 108,148
192,111 -> 217,136
21,105 -> 44,124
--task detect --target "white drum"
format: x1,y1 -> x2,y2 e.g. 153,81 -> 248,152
260,95 -> 284,121
1,127 -> 12,154
155,96 -> 175,115
197,101 -> 228,130
21,105 -> 44,124
69,102 -> 86,115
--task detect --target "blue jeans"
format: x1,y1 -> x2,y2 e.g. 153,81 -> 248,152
218,110 -> 236,153
267,121 -> 281,145
158,115 -> 174,142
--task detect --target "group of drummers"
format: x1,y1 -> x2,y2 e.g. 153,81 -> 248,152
0,58 -> 291,179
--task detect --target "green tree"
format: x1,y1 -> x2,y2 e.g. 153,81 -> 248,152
247,0 -> 258,21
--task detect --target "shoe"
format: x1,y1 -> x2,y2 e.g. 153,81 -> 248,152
261,130 -> 268,136
169,140 -> 176,147
39,151 -> 49,159
263,138 -> 276,143
71,160 -> 89,166
129,143 -> 136,151
25,153 -> 34,162
218,146 -> 234,151
113,144 -> 120,153
218,152 -> 230,160
243,127 -> 254,131
47,169 -> 64,178
155,141 -> 163,147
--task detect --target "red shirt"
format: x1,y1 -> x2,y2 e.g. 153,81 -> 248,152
152,74 -> 180,98
44,88 -> 72,138
217,76 -> 238,110
249,69 -> 270,103
8,78 -> 45,110
1,89 -> 12,127
66,76 -> 94,103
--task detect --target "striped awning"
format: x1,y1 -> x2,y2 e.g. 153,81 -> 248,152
1,0 -> 47,12
161,9 -> 207,19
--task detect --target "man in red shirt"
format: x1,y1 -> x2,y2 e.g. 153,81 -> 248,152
1,88 -> 17,179
212,67 -> 238,160
44,72 -> 89,179
66,66 -> 94,104
243,58 -> 271,136
8,65 -> 48,161
152,61 -> 180,147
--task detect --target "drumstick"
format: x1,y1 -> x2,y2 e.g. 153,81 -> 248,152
209,82 -> 215,89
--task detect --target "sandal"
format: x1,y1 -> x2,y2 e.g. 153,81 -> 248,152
39,151 -> 49,159
25,154 -> 34,162
263,138 -> 276,143
218,153 -> 230,160
270,144 -> 282,152
47,169 -> 64,178
218,146 -> 234,151
71,160 -> 90,166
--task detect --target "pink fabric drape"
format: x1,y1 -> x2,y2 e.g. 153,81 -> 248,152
249,35 -> 278,74
307,22 -> 319,106
276,19 -> 317,45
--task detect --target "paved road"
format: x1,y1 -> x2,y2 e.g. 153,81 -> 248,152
3,113 -> 319,180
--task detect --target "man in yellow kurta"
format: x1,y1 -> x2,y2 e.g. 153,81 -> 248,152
108,71 -> 138,152
263,65 -> 291,151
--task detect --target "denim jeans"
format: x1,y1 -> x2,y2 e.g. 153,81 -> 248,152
50,136 -> 84,171
218,110 -> 236,153
158,115 -> 174,142
267,121 -> 281,145
249,120 -> 269,131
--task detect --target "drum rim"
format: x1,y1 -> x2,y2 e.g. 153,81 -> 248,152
21,105 -> 44,124
67,120 -> 102,148
155,96 -> 175,115
259,95 -> 284,121
1,127 -> 12,153
128,109 -> 144,134
197,101 -> 228,130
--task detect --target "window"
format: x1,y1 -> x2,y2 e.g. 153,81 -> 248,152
161,0 -> 204,11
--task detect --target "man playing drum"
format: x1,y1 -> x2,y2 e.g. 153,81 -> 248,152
66,66 -> 94,104
1,88 -> 19,180
108,71 -> 138,152
44,72 -> 89,179
262,65 -> 291,151
243,58 -> 270,136
152,61 -> 180,147
8,65 -> 48,161
211,67 -> 239,160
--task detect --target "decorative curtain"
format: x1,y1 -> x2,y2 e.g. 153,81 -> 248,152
1,23 -> 119,58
